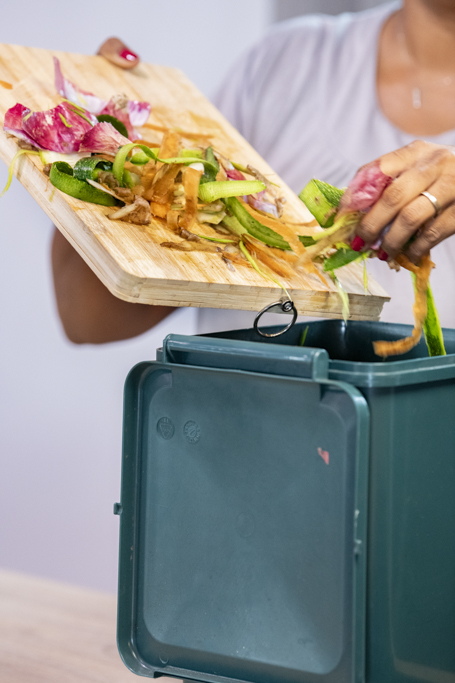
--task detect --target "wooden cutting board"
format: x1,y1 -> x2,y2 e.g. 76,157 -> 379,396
0,44 -> 389,319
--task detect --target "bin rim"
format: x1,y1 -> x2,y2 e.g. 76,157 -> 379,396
203,320 -> 455,389
328,353 -> 455,388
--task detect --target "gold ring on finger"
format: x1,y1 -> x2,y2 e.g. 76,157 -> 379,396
419,190 -> 442,217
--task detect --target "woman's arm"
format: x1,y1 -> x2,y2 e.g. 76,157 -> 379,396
51,229 -> 175,344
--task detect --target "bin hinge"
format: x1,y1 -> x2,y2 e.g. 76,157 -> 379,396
113,502 -> 122,515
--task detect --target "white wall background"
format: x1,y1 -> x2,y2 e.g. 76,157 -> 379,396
0,0 -> 273,592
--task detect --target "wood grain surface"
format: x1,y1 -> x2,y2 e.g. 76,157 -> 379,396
0,44 -> 389,319
0,569 -> 179,683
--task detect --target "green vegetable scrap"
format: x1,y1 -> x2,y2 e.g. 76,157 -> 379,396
231,160 -> 249,174
199,147 -> 219,185
96,114 -> 129,139
239,241 -> 291,299
58,113 -> 72,128
411,275 -> 446,357
221,213 -> 247,237
49,161 -> 118,206
224,196 -> 290,250
180,148 -> 204,159
299,326 -> 309,346
329,272 -> 350,322
298,179 -> 357,274
298,178 -> 344,227
298,235 -> 316,247
323,247 -> 363,272
162,155 -> 218,169
61,99 -> 94,126
73,157 -> 113,181
122,169 -> 141,189
67,108 -> 94,126
199,180 -> 265,204
196,234 -> 236,244
126,149 -> 158,165
0,149 -> 40,198
112,144 -> 157,183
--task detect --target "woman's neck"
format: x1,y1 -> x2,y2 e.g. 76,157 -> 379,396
377,1 -> 455,136
401,0 -> 455,73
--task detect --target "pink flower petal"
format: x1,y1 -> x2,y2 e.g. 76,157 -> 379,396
4,103 -> 29,130
22,102 -> 96,153
54,58 -> 151,134
340,160 -> 392,213
3,103 -> 43,147
127,100 -> 151,128
247,192 -> 279,217
226,167 -> 245,181
54,57 -> 107,115
79,121 -> 130,154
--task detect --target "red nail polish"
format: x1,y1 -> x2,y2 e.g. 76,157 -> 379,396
351,236 -> 365,252
378,248 -> 389,261
119,48 -> 139,62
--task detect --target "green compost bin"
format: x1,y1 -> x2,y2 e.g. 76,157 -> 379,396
116,320 -> 455,683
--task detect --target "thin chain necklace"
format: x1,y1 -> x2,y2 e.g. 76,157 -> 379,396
397,17 -> 455,110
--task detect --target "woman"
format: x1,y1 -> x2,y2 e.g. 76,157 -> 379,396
52,0 -> 455,342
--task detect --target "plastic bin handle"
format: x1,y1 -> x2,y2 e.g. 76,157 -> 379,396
161,334 -> 329,381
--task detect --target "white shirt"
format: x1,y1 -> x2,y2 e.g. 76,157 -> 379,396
197,1 -> 455,333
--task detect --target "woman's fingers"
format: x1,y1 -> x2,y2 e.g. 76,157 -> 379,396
379,194 -> 438,258
356,144 -> 455,248
97,37 -> 140,70
405,203 -> 455,262
380,177 -> 455,257
357,158 -> 443,243
377,139 -> 434,177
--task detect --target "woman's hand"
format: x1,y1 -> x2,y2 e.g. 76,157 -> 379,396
355,140 -> 455,262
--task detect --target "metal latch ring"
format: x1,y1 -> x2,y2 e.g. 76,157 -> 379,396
253,298 -> 298,338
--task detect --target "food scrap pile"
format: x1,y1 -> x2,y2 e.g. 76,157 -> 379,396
1,59 -> 445,358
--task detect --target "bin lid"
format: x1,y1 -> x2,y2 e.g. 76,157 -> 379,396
117,339 -> 369,683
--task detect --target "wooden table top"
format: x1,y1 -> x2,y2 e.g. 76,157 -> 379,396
0,569 -> 178,683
